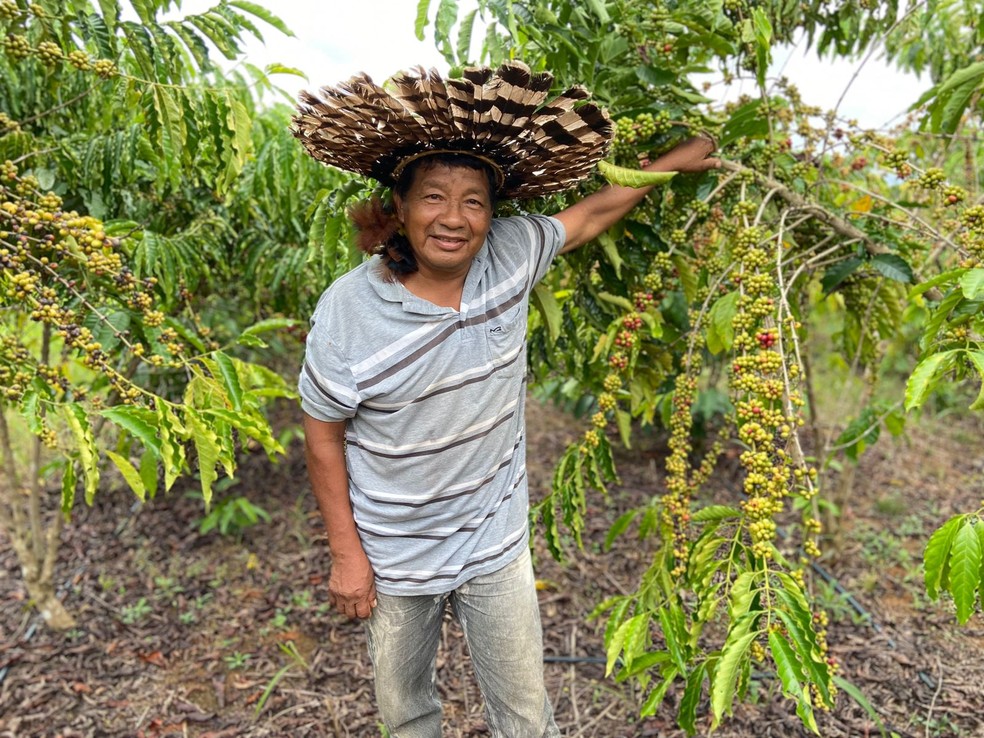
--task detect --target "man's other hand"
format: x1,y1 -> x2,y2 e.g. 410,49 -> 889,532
329,550 -> 378,620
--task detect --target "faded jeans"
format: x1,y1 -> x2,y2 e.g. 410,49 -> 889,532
365,547 -> 560,738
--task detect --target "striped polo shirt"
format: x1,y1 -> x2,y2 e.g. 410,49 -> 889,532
299,214 -> 565,596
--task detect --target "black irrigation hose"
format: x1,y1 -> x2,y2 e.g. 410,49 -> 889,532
544,655 -> 607,664
807,557 -> 883,633
803,554 -> 945,702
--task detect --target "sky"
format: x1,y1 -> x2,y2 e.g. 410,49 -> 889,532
196,0 -> 927,131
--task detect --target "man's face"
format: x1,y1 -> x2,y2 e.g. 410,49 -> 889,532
393,163 -> 493,283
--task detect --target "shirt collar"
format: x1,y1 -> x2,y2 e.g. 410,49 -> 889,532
366,240 -> 491,315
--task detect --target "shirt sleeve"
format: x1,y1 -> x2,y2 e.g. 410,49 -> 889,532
298,308 -> 360,422
527,214 -> 566,286
488,214 -> 566,291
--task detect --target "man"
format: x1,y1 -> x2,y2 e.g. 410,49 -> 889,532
292,62 -> 718,737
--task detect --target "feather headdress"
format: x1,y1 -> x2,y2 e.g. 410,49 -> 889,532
291,61 -> 613,199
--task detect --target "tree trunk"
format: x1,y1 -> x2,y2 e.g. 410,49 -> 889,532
0,496 -> 76,630
1,395 -> 76,630
23,569 -> 76,630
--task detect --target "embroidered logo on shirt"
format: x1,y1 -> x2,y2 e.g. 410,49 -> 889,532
489,326 -> 504,334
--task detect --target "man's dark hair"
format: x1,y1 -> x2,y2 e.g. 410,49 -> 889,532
383,153 -> 499,276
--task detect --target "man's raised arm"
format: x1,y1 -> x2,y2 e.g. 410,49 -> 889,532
555,136 -> 720,253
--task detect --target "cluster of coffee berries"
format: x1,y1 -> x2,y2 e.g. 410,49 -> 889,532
650,251 -> 673,276
0,0 -> 21,20
743,272 -> 775,297
730,225 -> 767,261
35,39 -> 61,65
812,609 -> 835,671
961,205 -> 984,231
602,373 -> 622,393
612,111 -> 672,157
883,149 -> 912,179
916,167 -> 946,190
941,185 -> 965,207
731,199 -> 757,219
613,328 -> 637,350
93,58 -> 117,78
67,48 -> 90,70
643,271 -> 663,292
608,351 -> 628,370
687,199 -> 710,220
633,289 -> 657,311
789,160 -> 815,181
3,33 -> 30,59
613,116 -> 639,155
597,392 -> 617,412
663,371 -> 698,571
957,205 -> 984,263
580,428 -> 601,450
660,363 -> 722,577
0,112 -> 19,133
667,227 -> 688,246
724,219 -> 821,562
749,639 -> 765,662
637,110 -> 672,138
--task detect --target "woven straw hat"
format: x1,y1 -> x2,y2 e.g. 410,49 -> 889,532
291,61 -> 613,199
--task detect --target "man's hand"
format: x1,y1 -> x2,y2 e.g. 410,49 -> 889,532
642,135 -> 720,173
329,549 -> 378,620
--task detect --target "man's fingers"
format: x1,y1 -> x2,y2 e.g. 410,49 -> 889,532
696,132 -> 718,151
332,594 -> 377,620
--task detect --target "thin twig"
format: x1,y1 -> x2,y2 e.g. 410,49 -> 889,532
925,655 -> 944,738
18,85 -> 99,127
569,625 -> 580,725
823,400 -> 905,453
567,698 -> 620,737
27,324 -> 51,567
12,148 -> 58,164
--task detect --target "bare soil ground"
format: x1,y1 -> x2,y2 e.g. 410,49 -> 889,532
2,397 -> 983,738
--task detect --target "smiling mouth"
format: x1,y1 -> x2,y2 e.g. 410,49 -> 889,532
431,234 -> 469,249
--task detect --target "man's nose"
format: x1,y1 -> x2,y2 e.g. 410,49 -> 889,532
437,201 -> 467,226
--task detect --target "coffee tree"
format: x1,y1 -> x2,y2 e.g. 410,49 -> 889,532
0,0 -> 323,628
416,0 -> 983,732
